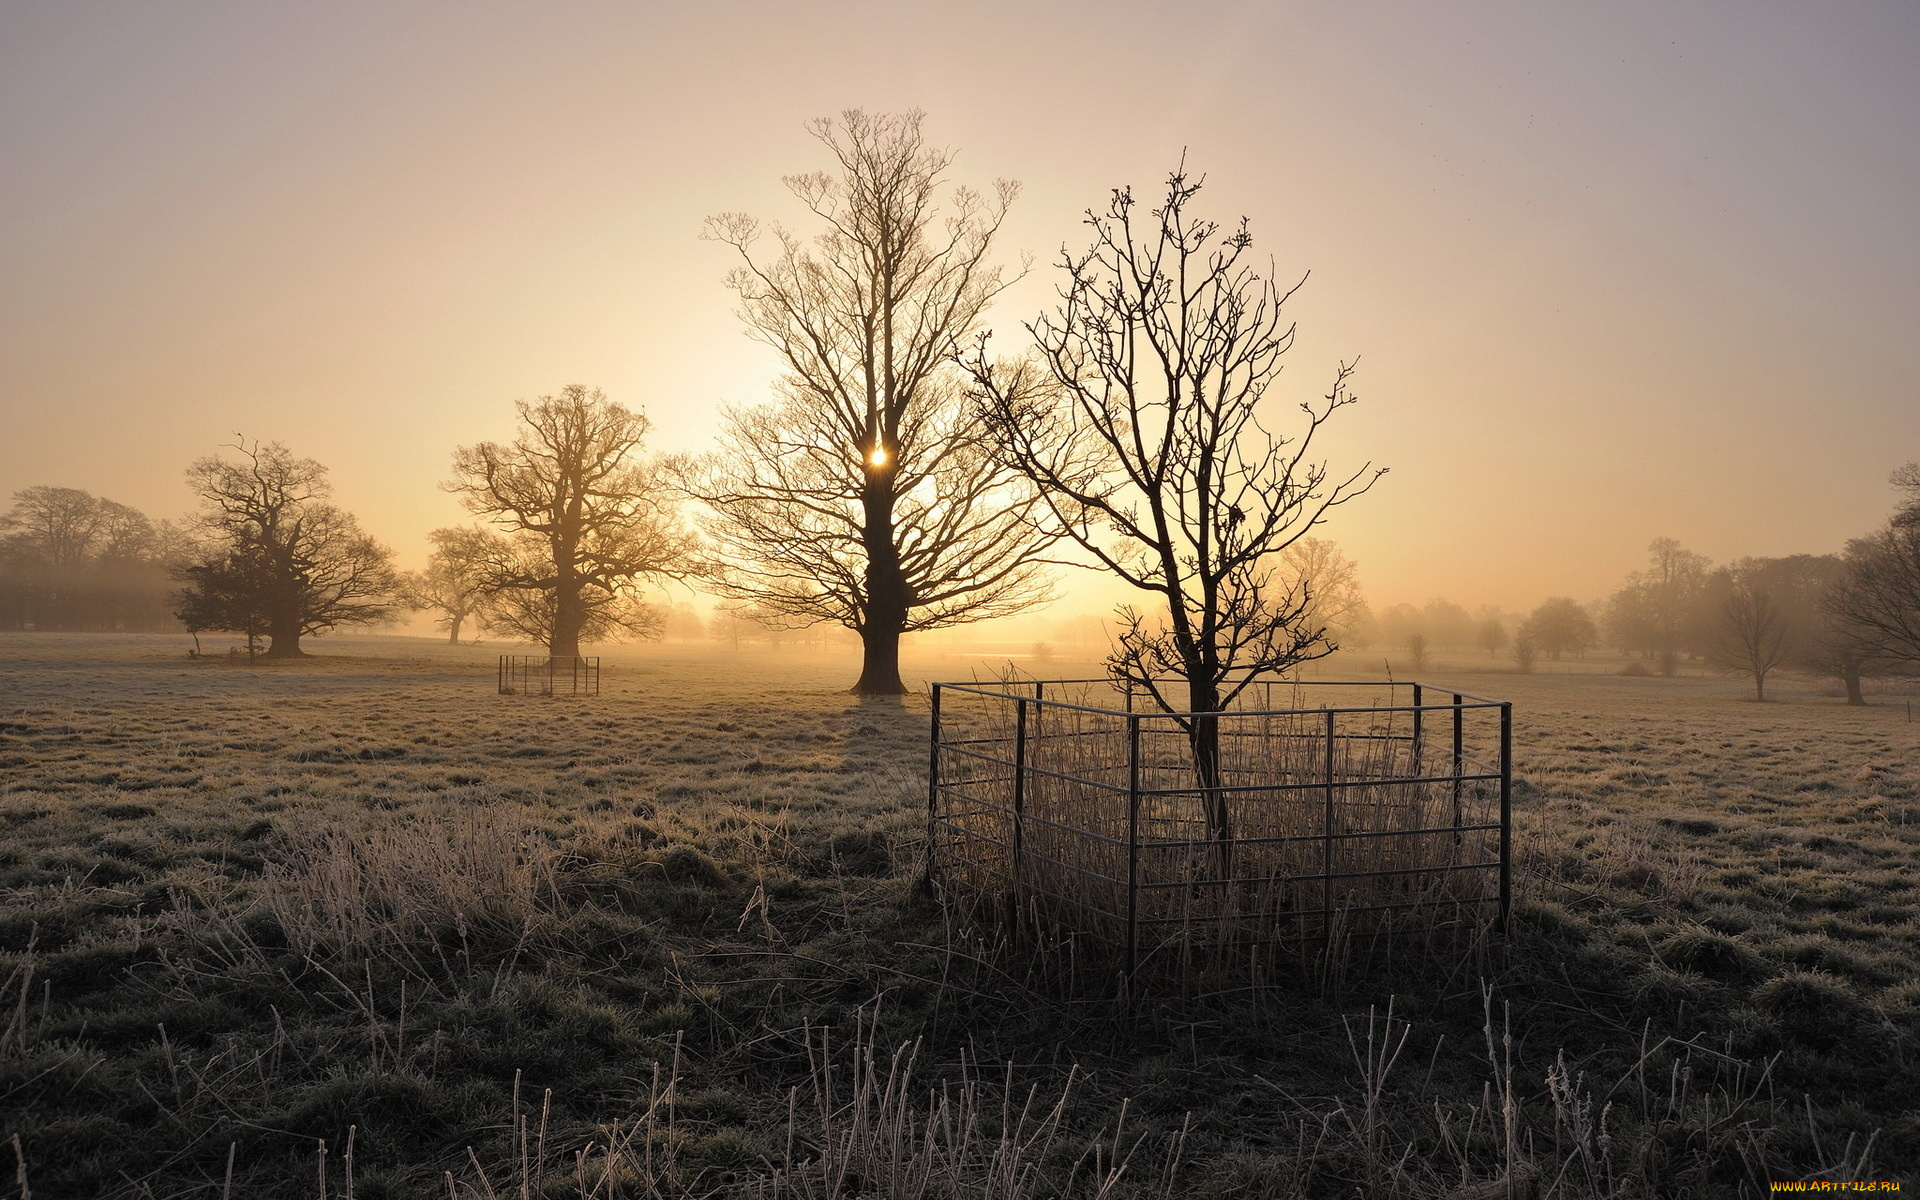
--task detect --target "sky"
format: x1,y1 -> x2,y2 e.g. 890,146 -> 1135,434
2,0 -> 1916,616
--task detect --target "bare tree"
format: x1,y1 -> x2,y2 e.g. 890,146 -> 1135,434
399,526 -> 502,644
1727,553 -> 1880,705
662,601 -> 706,643
1608,537 -> 1712,673
0,486 -> 194,631
690,109 -> 1054,695
967,167 -> 1384,871
1474,608 -> 1508,658
1510,630 -> 1538,674
1402,631 -> 1430,673
1710,569 -> 1792,700
449,387 -> 689,658
1520,597 -> 1596,661
1278,536 -> 1367,645
1826,463 -> 1920,672
178,439 -> 399,657
0,486 -> 111,566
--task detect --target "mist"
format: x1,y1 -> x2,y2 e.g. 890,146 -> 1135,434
3,4 -> 1918,1194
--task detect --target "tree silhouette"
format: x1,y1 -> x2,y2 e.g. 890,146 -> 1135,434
1519,597 -> 1595,661
449,387 -> 690,658
1826,463 -> 1920,672
689,110 -> 1054,695
1,486 -> 192,631
1278,537 -> 1368,646
967,167 -> 1383,871
1708,566 -> 1791,701
178,439 -> 398,657
399,526 -> 502,644
174,542 -> 273,658
1606,538 -> 1711,673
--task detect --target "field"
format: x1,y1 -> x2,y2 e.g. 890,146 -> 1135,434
1,632 -> 1915,1197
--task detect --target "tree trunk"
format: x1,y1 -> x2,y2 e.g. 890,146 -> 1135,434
1186,676 -> 1232,879
853,619 -> 907,695
550,564 -> 583,658
1843,665 -> 1865,706
447,613 -> 464,645
264,612 -> 304,658
853,464 -> 908,695
1752,669 -> 1767,702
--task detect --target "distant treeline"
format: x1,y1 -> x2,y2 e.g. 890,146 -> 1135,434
1362,485 -> 1920,703
0,487 -> 193,632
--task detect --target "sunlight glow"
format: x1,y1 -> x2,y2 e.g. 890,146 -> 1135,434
869,440 -> 888,468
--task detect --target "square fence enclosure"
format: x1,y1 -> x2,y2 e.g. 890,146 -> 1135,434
497,655 -> 601,697
928,679 -> 1511,978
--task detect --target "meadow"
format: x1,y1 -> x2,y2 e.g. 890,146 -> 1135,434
0,632 -> 1914,1197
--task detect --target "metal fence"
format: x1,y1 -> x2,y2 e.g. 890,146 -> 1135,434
928,679 -> 1511,980
497,655 -> 601,697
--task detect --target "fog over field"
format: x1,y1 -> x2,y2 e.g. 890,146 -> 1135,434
2,3 -> 1918,1196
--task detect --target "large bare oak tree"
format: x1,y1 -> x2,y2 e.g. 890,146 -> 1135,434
967,168 -> 1384,870
449,386 -> 691,658
689,110 -> 1054,694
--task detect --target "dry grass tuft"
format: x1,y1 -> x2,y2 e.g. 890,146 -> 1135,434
259,803 -> 561,962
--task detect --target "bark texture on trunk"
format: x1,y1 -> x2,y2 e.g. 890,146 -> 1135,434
1843,667 -> 1865,706
550,563 -> 583,658
853,621 -> 907,695
265,611 -> 304,658
853,465 -> 908,695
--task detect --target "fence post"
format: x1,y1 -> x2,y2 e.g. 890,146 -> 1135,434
926,684 -> 943,884
1452,693 -> 1465,841
1125,712 -> 1141,990
1410,682 -> 1423,776
1012,696 -> 1029,909
1323,707 -> 1336,954
1499,701 -> 1513,933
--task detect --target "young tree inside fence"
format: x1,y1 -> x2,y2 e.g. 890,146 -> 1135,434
966,168 -> 1384,874
449,387 -> 691,658
177,439 -> 399,658
688,110 -> 1055,695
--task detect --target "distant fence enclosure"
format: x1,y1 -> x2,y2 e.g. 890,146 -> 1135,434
928,679 -> 1512,980
497,655 -> 601,697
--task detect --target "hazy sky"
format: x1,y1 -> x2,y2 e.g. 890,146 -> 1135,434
3,0 -> 1916,614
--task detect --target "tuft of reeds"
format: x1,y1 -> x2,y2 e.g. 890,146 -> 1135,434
259,804 -> 561,966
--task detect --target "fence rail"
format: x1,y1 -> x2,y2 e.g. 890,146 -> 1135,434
927,678 -> 1512,983
497,655 -> 601,697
